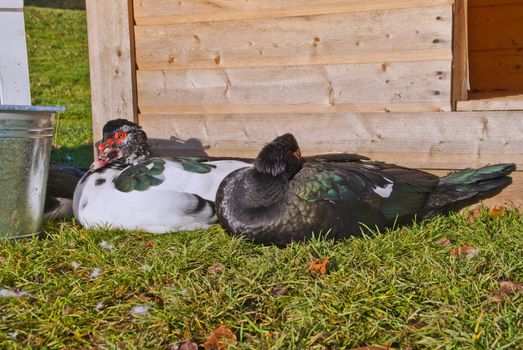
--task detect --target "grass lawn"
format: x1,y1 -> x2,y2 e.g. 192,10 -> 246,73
25,6 -> 93,168
0,6 -> 521,350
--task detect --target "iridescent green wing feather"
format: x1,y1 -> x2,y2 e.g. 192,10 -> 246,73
113,159 -> 165,192
169,156 -> 216,174
295,163 -> 437,220
295,166 -> 365,203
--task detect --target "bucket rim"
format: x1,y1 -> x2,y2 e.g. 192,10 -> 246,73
0,105 -> 65,113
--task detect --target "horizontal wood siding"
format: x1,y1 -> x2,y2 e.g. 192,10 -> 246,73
137,61 -> 451,112
133,1 -> 453,115
139,111 -> 523,170
134,0 -> 454,25
86,0 -> 523,206
468,0 -> 523,94
457,93 -> 523,111
134,6 -> 451,70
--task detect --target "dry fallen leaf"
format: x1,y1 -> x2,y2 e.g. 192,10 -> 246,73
208,263 -> 226,274
271,286 -> 289,296
138,293 -> 162,304
450,246 -> 480,258
436,238 -> 452,246
143,241 -> 157,248
179,341 -> 198,350
491,281 -> 523,304
309,257 -> 329,275
264,331 -> 280,338
350,343 -> 394,350
500,281 -> 523,294
203,325 -> 236,350
488,206 -> 507,217
490,291 -> 504,304
465,207 -> 482,223
165,340 -> 198,350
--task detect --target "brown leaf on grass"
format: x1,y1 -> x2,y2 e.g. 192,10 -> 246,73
465,207 -> 482,223
491,281 -> 523,304
500,281 -> 523,294
488,206 -> 507,217
309,257 -> 329,275
350,343 -> 394,350
450,246 -> 480,258
138,292 -> 162,304
203,325 -> 236,350
179,341 -> 199,350
271,286 -> 289,296
436,238 -> 451,246
208,263 -> 225,275
143,241 -> 157,248
490,291 -> 504,304
180,342 -> 198,350
165,341 -> 198,350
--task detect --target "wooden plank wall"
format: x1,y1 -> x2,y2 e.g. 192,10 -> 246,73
468,0 -> 523,96
133,0 -> 454,118
141,111 -> 523,169
83,0 -> 523,205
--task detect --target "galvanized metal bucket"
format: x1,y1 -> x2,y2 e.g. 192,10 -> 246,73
0,105 -> 64,238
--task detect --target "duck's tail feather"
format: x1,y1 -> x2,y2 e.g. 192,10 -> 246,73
422,163 -> 516,218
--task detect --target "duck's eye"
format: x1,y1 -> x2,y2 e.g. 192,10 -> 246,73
114,131 -> 127,144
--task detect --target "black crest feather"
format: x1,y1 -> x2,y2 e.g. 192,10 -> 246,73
103,119 -> 141,141
254,133 -> 303,177
254,142 -> 287,176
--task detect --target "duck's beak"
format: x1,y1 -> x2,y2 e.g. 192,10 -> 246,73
89,159 -> 108,172
292,148 -> 302,159
90,147 -> 117,171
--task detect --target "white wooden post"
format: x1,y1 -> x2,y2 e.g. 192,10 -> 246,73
0,0 -> 31,105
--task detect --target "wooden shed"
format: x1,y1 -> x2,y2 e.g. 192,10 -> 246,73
86,0 -> 523,206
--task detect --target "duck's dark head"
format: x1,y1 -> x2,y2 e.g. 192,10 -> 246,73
90,119 -> 151,171
254,133 -> 305,179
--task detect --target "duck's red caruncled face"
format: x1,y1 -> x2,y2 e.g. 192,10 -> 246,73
90,131 -> 127,171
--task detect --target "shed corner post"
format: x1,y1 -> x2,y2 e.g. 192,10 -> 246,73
86,0 -> 138,154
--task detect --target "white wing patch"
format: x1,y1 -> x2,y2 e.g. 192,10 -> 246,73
373,177 -> 394,198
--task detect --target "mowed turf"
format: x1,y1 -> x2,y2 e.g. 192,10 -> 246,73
25,6 -> 93,168
0,6 -> 521,350
1,213 -> 523,349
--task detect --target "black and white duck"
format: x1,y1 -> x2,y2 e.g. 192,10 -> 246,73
73,119 -> 250,233
216,133 -> 516,246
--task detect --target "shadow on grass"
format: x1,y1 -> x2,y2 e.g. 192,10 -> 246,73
25,0 -> 85,10
51,144 -> 93,169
